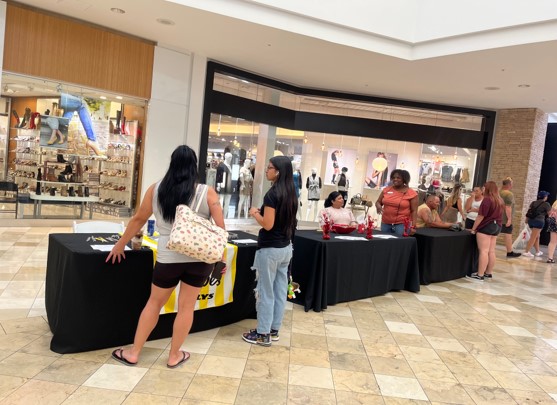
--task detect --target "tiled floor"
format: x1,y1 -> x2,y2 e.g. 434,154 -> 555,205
0,226 -> 557,404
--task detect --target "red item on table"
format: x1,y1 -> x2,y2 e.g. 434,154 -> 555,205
366,216 -> 374,239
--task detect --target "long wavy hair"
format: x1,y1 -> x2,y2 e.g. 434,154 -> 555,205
158,145 -> 199,223
483,181 -> 504,211
447,183 -> 463,206
269,156 -> 298,238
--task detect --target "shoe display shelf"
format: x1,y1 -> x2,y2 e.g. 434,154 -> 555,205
96,120 -> 138,216
10,128 -> 41,194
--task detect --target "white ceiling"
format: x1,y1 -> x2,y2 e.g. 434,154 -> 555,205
9,0 -> 557,117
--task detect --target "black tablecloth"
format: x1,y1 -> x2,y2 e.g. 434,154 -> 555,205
291,230 -> 420,312
46,232 -> 257,353
413,228 -> 478,285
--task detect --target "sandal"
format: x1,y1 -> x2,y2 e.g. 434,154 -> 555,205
111,348 -> 137,366
547,258 -> 555,263
167,350 -> 190,369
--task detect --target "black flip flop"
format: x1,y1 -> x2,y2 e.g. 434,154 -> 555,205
167,350 -> 190,369
111,348 -> 137,366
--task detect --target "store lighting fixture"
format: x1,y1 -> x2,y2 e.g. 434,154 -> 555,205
100,96 -> 106,100
321,133 -> 326,151
116,96 -> 123,100
303,135 -> 308,144
156,18 -> 175,26
355,137 -> 362,165
110,8 -> 125,14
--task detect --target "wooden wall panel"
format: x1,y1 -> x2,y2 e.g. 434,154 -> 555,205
3,3 -> 154,99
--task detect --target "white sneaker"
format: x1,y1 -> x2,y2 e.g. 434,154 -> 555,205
523,252 -> 534,258
535,251 -> 544,257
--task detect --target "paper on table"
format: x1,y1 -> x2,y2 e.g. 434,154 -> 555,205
372,234 -> 398,239
334,236 -> 369,241
232,239 -> 258,244
91,245 -> 131,251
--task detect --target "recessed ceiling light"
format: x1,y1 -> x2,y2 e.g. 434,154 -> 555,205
518,84 -> 530,88
484,86 -> 500,91
110,8 -> 125,14
116,96 -> 123,100
100,96 -> 106,100
156,18 -> 175,26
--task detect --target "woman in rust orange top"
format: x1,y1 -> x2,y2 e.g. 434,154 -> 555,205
375,169 -> 418,236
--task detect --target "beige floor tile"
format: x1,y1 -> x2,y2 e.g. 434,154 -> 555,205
63,347 -> 114,363
132,368 -> 193,397
415,325 -> 454,338
408,360 -> 457,383
360,330 -> 396,345
286,385 -> 336,405
323,313 -> 356,327
450,365 -> 500,387
151,351 -> 204,374
0,351 -> 56,378
473,352 -> 522,372
425,336 -> 467,353
63,386 -> 129,404
418,380 -> 474,404
0,375 -> 27,401
329,351 -> 372,372
488,370 -> 542,391
180,335 -> 214,355
0,331 -> 41,351
528,374 -> 557,392
324,324 -> 360,340
206,338 -> 251,358
364,342 -> 405,359
123,392 -> 181,404
180,400 -> 227,405
234,379 -> 287,405
83,363 -> 148,391
242,359 -> 289,383
291,321 -> 326,336
1,379 -> 77,405
247,344 -> 290,363
34,357 -> 101,385
196,354 -> 246,378
375,374 -> 428,401
399,345 -> 441,362
183,374 -> 240,403
382,398 -> 430,404
288,364 -> 334,389
506,388 -> 557,404
290,347 -> 330,367
326,336 -> 366,354
290,332 -> 328,350
392,333 -> 432,348
462,384 -> 518,404
369,355 -> 415,378
332,368 -> 380,394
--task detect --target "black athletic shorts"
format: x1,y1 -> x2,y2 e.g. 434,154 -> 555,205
500,224 -> 513,234
478,222 -> 501,236
153,261 -> 214,288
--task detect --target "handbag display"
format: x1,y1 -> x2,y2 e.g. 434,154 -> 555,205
350,193 -> 362,205
167,185 -> 229,264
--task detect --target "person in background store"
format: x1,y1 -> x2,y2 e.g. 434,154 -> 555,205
243,155 -> 297,346
545,200 -> 557,264
464,186 -> 483,229
106,145 -> 225,368
335,167 -> 349,207
375,169 -> 418,236
523,191 -> 551,258
499,177 -> 521,258
468,181 -> 504,281
319,191 -> 357,226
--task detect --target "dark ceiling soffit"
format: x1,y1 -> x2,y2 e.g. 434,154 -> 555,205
211,91 -> 485,149
207,61 -> 497,119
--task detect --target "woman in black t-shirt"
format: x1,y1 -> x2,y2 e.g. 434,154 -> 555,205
242,156 -> 298,346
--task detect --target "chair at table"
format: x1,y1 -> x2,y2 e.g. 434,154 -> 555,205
0,181 -> 18,218
73,220 -> 125,233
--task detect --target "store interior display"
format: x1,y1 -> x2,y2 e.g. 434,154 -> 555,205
205,113 -> 478,223
2,73 -> 146,219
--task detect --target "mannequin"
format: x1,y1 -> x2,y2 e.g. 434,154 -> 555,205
292,162 -> 302,220
238,158 -> 253,218
216,152 -> 233,216
306,168 -> 322,221
206,162 -> 216,188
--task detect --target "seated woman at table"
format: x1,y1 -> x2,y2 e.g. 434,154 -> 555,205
318,191 -> 357,226
375,169 -> 418,236
106,145 -> 225,368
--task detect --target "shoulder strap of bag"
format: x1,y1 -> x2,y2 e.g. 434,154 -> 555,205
193,184 -> 208,213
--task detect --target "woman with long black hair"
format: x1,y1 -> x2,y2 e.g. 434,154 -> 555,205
107,145 -> 225,368
243,156 -> 298,346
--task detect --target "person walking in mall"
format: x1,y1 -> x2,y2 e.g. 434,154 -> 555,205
500,177 -> 521,257
243,156 -> 298,346
106,145 -> 225,368
468,181 -> 504,281
545,200 -> 557,263
523,191 -> 551,258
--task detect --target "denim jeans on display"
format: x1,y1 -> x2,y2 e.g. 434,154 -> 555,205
381,222 -> 405,236
252,244 -> 293,334
60,93 -> 96,141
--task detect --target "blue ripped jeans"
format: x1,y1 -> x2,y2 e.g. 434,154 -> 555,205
60,93 -> 96,141
252,244 -> 292,334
